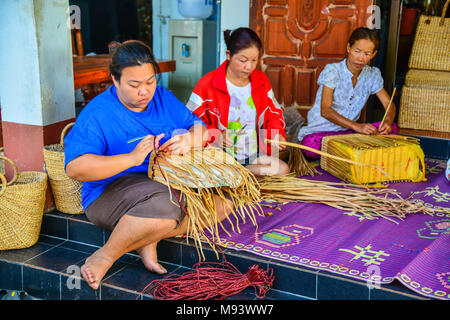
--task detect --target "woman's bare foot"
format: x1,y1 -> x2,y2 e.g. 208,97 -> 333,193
136,242 -> 167,275
80,250 -> 114,290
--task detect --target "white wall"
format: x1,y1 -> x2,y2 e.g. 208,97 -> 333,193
219,0 -> 250,64
152,0 -> 250,88
152,0 -> 184,88
0,0 -> 74,126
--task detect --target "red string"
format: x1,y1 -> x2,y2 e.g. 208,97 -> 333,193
137,145 -> 275,300
138,261 -> 274,300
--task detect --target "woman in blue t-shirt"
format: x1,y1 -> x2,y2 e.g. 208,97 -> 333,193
64,40 -> 233,290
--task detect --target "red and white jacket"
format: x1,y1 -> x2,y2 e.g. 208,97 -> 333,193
186,60 -> 286,156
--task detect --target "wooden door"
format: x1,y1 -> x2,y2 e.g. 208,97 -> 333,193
250,0 -> 374,117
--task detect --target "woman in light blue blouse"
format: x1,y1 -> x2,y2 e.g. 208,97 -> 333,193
298,27 -> 398,159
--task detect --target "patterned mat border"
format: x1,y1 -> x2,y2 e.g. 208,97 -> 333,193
219,239 -> 450,300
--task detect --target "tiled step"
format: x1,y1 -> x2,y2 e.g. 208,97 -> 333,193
0,210 -> 426,300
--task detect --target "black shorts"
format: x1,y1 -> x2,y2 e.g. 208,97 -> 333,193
84,174 -> 186,230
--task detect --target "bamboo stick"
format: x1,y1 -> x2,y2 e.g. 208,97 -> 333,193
379,87 -> 396,131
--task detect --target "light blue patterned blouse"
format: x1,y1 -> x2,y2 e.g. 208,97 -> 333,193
298,59 -> 384,142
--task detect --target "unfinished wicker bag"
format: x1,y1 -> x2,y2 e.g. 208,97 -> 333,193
398,69 -> 450,132
149,147 -> 263,260
0,156 -> 48,250
320,134 -> 426,185
43,122 -> 83,214
408,0 -> 450,71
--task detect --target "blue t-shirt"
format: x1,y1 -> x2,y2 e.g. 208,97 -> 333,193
64,85 -> 204,210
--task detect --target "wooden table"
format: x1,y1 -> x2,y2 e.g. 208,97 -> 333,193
73,54 -> 176,90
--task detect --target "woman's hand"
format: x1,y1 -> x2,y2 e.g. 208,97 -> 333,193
212,130 -> 235,149
378,122 -> 393,135
270,133 -> 287,151
67,133 -> 165,182
129,133 -> 165,166
353,123 -> 378,135
159,132 -> 193,155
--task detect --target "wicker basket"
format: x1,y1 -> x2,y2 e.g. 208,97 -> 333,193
408,0 -> 450,71
398,69 -> 450,132
0,156 -> 48,250
320,134 -> 426,184
149,147 -> 245,189
43,122 -> 83,214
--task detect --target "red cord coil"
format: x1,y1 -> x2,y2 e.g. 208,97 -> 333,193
138,261 -> 274,300
138,147 -> 275,300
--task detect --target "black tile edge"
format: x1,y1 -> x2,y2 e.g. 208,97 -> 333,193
0,260 -> 23,291
369,285 -> 427,300
22,265 -> 62,300
369,279 -> 426,300
316,268 -> 425,300
45,210 -> 89,222
154,238 -> 182,266
265,288 -> 315,300
100,283 -> 142,300
268,260 -> 318,299
41,214 -> 69,239
317,270 -> 370,300
67,219 -> 105,247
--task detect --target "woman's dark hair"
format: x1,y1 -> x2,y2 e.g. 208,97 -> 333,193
109,40 -> 161,82
224,27 -> 263,58
348,27 -> 380,51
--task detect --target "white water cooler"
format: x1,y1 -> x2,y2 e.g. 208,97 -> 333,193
168,19 -> 217,104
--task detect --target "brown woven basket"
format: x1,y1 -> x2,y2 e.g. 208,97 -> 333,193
404,69 -> 450,89
408,0 -> 450,71
398,69 -> 450,132
43,122 -> 83,214
0,156 -> 48,250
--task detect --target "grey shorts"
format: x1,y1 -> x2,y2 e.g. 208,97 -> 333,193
84,174 -> 186,230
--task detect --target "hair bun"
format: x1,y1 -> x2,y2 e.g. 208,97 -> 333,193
108,41 -> 122,55
223,29 -> 232,43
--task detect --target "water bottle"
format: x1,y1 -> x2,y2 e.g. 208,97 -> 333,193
178,0 -> 214,19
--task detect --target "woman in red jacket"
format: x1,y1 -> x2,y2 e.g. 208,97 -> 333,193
187,27 -> 289,176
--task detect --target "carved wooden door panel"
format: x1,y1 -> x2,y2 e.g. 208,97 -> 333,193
250,0 -> 374,117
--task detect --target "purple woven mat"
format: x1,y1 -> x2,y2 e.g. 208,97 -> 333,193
215,159 -> 450,300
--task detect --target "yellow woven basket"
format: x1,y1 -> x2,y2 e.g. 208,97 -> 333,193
398,69 -> 450,132
408,0 -> 450,71
0,156 -> 48,250
43,122 -> 83,214
320,134 -> 426,185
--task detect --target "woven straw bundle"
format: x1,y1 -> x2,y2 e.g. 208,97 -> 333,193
0,156 -> 48,250
408,0 -> 450,71
43,122 -> 83,214
321,134 -> 426,185
398,69 -> 450,132
259,175 -> 435,224
149,147 -> 263,259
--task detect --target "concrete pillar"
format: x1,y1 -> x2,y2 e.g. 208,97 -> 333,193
0,0 -> 76,209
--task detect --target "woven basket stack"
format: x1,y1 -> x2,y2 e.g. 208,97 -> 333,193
398,1 -> 450,133
43,122 -> 83,214
0,156 -> 48,250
